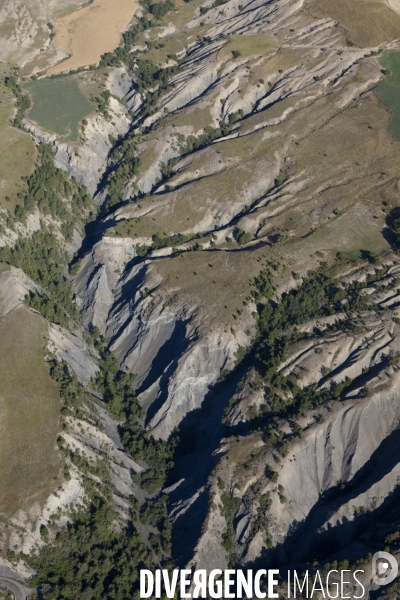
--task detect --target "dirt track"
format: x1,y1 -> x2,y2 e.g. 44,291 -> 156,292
48,0 -> 138,75
386,0 -> 400,14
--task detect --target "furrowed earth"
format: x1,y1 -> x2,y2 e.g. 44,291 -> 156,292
47,0 -> 139,74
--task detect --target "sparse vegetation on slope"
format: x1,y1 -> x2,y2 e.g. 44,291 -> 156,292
305,0 -> 400,46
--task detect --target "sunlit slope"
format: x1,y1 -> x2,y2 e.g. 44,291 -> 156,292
305,0 -> 400,46
0,65 -> 36,211
0,299 -> 62,515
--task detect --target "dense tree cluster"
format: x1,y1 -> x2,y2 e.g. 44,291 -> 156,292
386,207 -> 400,251
234,229 -> 253,245
95,351 -> 142,421
144,0 -> 175,21
107,156 -> 141,209
134,232 -> 205,258
93,348 -> 177,494
221,491 -> 241,555
241,264 -> 393,431
0,229 -> 79,326
92,89 -> 112,120
179,122 -> 231,155
0,143 -> 94,325
18,143 -> 92,238
4,71 -> 31,128
122,416 -> 177,494
199,0 -> 229,14
27,496 -> 151,600
140,496 -> 172,555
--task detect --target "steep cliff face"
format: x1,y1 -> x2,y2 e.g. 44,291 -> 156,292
51,101 -> 130,197
181,262 -> 400,579
180,350 -> 400,586
76,240 -> 247,438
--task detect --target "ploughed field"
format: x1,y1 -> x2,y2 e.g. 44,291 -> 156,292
47,0 -> 139,75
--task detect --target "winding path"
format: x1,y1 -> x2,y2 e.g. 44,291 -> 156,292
386,0 -> 400,16
0,569 -> 37,600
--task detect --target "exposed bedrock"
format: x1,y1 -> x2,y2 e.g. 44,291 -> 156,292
270,384 -> 400,547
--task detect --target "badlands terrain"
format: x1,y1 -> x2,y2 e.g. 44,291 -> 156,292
2,0 -> 400,597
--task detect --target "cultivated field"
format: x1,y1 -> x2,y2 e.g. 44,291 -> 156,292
0,306 -> 62,515
48,0 -> 139,75
25,76 -> 95,141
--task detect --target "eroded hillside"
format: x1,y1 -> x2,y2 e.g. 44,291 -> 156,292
1,0 -> 400,597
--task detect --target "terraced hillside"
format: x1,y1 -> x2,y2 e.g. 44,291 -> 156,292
2,0 -> 400,596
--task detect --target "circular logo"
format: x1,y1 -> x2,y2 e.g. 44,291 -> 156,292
372,551 -> 398,586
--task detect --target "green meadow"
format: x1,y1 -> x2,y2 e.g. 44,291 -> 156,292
377,51 -> 400,141
25,76 -> 95,141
